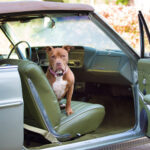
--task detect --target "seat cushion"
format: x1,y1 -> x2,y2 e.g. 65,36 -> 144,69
55,100 -> 105,137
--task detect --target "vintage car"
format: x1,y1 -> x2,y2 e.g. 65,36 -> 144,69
0,1 -> 150,150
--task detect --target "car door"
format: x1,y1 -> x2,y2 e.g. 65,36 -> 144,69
0,29 -> 24,150
137,11 -> 150,137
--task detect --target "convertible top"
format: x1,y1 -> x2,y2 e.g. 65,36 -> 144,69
0,1 -> 94,15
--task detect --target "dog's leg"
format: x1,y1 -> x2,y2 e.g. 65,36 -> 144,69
66,84 -> 74,115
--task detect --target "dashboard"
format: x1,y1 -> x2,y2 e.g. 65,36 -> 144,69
26,46 -> 133,85
26,46 -> 84,68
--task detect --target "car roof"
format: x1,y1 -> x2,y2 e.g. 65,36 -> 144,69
0,1 -> 94,15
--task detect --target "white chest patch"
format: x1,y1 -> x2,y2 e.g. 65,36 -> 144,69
52,76 -> 68,100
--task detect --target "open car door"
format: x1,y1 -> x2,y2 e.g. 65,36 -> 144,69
138,11 -> 150,136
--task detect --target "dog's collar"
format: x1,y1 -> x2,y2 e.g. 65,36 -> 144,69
49,67 -> 68,77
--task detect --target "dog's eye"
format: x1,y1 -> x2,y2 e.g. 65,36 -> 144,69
51,55 -> 55,59
61,55 -> 66,58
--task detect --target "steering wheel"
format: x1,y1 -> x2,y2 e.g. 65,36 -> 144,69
8,41 -> 32,60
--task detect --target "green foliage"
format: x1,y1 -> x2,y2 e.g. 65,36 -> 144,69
116,0 -> 129,5
104,0 -> 109,4
98,4 -> 150,52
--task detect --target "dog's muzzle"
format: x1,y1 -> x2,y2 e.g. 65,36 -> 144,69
49,67 -> 67,77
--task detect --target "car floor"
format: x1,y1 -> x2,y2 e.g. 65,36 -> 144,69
26,90 -> 135,149
30,125 -> 131,149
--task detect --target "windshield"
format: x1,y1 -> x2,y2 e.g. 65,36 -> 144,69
7,14 -> 121,52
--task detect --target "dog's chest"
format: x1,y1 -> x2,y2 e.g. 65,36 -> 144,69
52,76 -> 68,100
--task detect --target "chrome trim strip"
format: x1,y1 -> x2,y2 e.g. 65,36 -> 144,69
0,99 -> 23,108
139,89 -> 145,102
147,105 -> 150,111
44,135 -> 150,150
27,79 -> 54,132
0,65 -> 18,70
138,89 -> 148,106
98,136 -> 150,150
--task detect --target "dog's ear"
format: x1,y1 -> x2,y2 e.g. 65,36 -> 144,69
62,45 -> 73,53
44,46 -> 53,53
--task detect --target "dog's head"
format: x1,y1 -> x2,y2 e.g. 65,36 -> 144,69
45,46 -> 72,75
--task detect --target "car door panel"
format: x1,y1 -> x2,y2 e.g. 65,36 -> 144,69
138,59 -> 150,137
0,66 -> 23,150
138,59 -> 150,95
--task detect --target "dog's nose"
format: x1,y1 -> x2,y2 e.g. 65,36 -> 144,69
56,62 -> 61,66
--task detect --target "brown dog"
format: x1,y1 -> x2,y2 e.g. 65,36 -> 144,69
45,46 -> 74,115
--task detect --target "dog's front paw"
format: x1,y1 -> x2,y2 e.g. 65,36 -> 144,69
60,103 -> 66,109
66,107 -> 73,115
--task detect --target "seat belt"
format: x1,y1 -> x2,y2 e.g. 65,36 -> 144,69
24,124 -> 59,143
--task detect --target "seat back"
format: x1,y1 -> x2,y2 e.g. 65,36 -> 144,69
0,59 -> 61,130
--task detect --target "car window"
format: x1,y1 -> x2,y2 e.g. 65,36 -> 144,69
0,29 -> 18,59
7,15 -> 121,56
0,29 -> 11,57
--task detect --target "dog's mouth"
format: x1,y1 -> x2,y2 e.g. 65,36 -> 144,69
50,66 -> 67,77
55,69 -> 64,76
